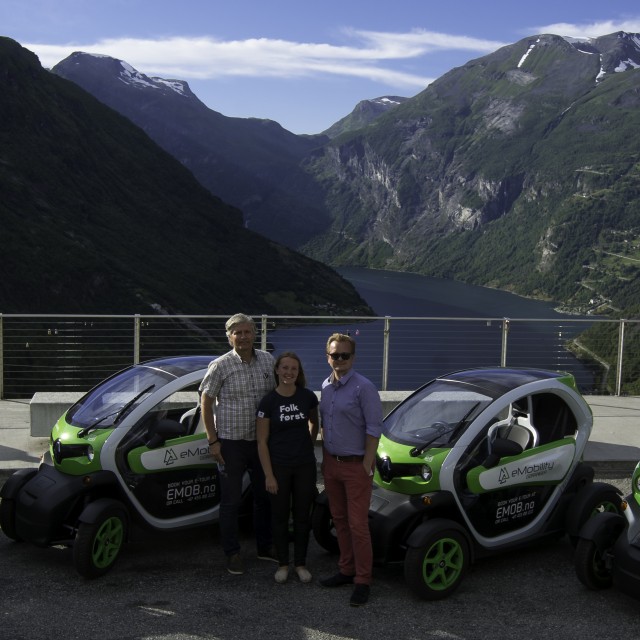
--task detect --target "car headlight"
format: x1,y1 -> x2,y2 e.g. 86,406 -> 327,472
421,465 -> 433,482
53,439 -> 94,464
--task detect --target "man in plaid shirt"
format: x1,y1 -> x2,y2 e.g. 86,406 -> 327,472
200,313 -> 276,575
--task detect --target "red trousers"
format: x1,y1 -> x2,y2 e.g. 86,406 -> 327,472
322,453 -> 374,585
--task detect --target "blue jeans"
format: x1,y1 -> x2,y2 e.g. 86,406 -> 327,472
218,439 -> 272,557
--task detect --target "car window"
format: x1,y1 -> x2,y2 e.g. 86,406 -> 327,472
530,392 -> 578,444
384,381 -> 493,447
66,366 -> 174,429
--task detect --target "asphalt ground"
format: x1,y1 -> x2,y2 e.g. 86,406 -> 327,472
0,476 -> 638,640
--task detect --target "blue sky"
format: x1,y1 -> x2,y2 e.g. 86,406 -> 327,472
3,0 -> 640,134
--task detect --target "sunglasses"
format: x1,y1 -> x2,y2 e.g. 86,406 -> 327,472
327,352 -> 352,361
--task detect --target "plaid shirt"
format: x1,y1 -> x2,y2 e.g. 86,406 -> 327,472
200,349 -> 275,440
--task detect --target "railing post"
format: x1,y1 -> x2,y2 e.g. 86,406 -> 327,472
382,316 -> 390,391
134,314 -> 141,364
615,319 -> 626,396
501,318 -> 510,367
0,313 -> 3,399
260,315 -> 268,351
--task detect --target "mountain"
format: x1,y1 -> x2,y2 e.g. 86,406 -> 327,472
0,37 -> 371,316
300,32 -> 640,317
44,32 -> 640,318
321,96 -> 408,138
51,53 -> 332,248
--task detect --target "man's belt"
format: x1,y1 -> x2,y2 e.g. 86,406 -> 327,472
328,454 -> 364,462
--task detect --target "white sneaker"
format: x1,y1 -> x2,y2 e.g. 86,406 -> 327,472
295,566 -> 312,583
274,566 -> 289,584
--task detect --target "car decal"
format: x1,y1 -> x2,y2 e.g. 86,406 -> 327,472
466,439 -> 575,493
128,438 -> 214,473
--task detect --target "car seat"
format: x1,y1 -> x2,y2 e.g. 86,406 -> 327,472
180,406 -> 206,435
488,416 -> 539,451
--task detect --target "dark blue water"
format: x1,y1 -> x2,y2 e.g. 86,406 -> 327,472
339,268 -> 562,318
269,268 -> 596,392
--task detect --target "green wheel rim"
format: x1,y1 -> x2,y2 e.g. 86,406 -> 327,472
91,516 -> 124,569
422,537 -> 464,591
592,501 -> 619,516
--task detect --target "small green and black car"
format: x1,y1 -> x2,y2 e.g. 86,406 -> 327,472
574,460 -> 640,601
0,356 -> 245,578
313,367 -> 622,600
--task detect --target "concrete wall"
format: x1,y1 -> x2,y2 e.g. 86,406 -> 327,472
29,391 -> 412,437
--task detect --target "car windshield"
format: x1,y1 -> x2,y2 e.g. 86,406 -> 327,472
383,380 -> 494,447
66,365 -> 178,429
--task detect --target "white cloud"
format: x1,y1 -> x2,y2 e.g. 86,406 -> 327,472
24,28 -> 506,89
350,28 -> 507,56
531,19 -> 640,39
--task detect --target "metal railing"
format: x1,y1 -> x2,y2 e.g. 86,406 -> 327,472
0,314 -> 638,398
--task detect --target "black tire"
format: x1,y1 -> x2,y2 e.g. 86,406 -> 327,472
73,505 -> 127,578
404,520 -> 470,601
566,482 -> 622,546
575,536 -> 614,590
0,498 -> 21,541
311,500 -> 339,554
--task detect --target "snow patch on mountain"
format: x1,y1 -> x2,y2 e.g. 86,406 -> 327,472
372,97 -> 403,106
615,58 -> 640,71
117,61 -> 188,96
517,39 -> 540,69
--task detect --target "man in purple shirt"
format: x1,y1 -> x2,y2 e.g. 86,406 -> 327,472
319,332 -> 383,606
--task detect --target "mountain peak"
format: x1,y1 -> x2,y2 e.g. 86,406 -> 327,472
560,31 -> 640,77
322,95 -> 408,138
54,52 -> 196,99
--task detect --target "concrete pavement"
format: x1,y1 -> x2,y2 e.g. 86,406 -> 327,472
0,396 -> 639,484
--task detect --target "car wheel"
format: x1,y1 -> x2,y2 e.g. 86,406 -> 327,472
404,520 -> 470,600
0,498 -> 21,541
73,504 -> 127,578
566,482 -> 622,546
311,499 -> 339,555
575,535 -> 615,590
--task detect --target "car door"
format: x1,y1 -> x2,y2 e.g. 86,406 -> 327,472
117,384 -> 222,521
455,392 -> 578,538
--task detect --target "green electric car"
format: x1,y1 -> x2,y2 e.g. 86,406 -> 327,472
0,356 -> 250,578
313,368 -> 622,600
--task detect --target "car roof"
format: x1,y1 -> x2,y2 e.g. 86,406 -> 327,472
136,355 -> 215,378
437,368 -> 571,397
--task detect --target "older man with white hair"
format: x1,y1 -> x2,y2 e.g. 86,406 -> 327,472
200,313 -> 276,575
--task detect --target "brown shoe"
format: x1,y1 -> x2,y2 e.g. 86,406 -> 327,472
257,546 -> 278,562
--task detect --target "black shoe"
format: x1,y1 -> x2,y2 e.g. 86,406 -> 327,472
350,584 -> 370,607
319,572 -> 355,587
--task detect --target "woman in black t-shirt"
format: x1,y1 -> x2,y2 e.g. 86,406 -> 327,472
257,351 -> 319,584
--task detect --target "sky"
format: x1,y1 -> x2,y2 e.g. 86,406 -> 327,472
3,1 -> 640,134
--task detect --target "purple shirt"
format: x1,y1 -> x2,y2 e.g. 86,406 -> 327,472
320,369 -> 383,456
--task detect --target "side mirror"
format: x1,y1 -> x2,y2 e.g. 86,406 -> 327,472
482,437 -> 523,468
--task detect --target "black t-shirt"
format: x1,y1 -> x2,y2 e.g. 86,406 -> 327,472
257,387 -> 318,466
